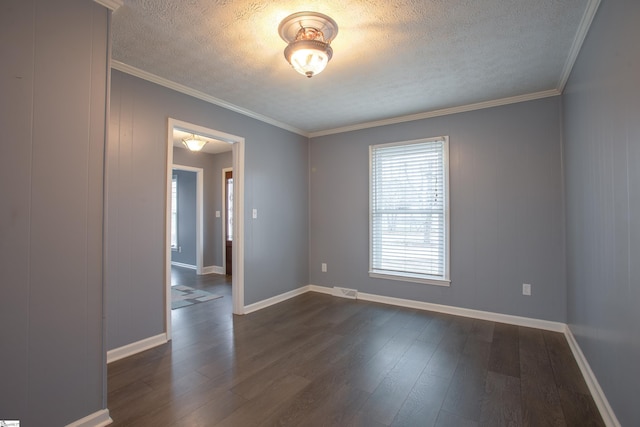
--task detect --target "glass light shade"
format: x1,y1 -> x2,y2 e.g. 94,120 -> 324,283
182,137 -> 207,151
290,49 -> 328,77
284,40 -> 333,78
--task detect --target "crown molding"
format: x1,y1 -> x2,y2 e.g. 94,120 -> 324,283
308,89 -> 561,138
93,0 -> 123,11
111,61 -> 558,140
110,60 -> 309,137
557,0 -> 601,92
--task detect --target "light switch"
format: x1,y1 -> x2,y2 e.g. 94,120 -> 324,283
216,211 -> 221,218
252,208 -> 258,219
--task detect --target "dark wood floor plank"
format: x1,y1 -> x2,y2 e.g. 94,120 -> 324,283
440,356 -> 488,422
287,331 -> 386,382
110,379 -> 235,426
543,330 -> 591,395
469,319 -> 495,343
463,337 -> 492,368
297,383 -> 371,427
106,267 -> 607,427
479,371 -> 522,427
216,374 -> 310,427
347,327 -> 426,393
170,389 -> 247,426
386,307 -> 433,333
519,326 -> 566,427
230,330 -> 343,400
346,411 -> 389,427
440,332 -> 491,422
488,322 -> 520,378
557,387 -> 605,427
435,410 -> 479,427
422,319 -> 469,380
543,332 -> 605,423
391,372 -> 451,427
359,339 -> 437,425
257,367 -> 359,426
302,296 -> 367,330
417,311 -> 454,344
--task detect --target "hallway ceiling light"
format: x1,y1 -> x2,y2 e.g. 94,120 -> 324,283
278,11 -> 338,78
182,134 -> 207,151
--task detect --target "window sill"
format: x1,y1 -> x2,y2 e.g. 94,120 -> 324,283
369,270 -> 451,287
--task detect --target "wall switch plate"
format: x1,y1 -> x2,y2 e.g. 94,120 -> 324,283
216,211 -> 221,218
252,208 -> 257,219
522,283 -> 531,296
321,263 -> 327,272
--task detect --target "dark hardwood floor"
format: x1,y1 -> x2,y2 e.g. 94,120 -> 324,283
170,266 -> 233,298
108,271 -> 604,426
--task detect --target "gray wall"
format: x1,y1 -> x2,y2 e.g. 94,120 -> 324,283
107,70 -> 309,350
0,0 -> 109,425
171,169 -> 197,265
310,97 -> 566,322
173,147 -> 233,268
563,0 -> 640,424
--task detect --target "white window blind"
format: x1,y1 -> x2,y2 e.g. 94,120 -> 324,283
369,137 -> 450,285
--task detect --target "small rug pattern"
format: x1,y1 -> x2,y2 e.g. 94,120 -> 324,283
171,285 -> 222,310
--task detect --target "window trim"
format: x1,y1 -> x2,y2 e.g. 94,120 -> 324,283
368,136 -> 451,286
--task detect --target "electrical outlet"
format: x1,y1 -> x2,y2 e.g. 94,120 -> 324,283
321,263 -> 327,272
522,283 -> 531,296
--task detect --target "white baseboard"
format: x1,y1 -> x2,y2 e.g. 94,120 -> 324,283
565,327 -> 621,427
66,409 -> 112,427
202,265 -> 224,275
359,291 -> 566,332
308,284 -> 333,295
171,261 -> 196,270
244,285 -> 311,314
107,333 -> 167,364
308,285 -> 565,332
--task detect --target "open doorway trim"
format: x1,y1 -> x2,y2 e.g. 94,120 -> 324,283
166,118 -> 246,340
172,164 -> 204,274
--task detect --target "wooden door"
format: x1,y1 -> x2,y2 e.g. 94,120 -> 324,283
225,170 -> 233,276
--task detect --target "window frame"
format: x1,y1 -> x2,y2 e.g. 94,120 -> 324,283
369,136 -> 451,287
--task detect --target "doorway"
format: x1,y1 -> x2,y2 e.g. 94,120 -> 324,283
165,118 -> 246,340
170,166 -> 203,273
223,168 -> 233,276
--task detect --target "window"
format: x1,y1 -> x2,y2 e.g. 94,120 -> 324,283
369,136 -> 450,286
171,175 -> 178,250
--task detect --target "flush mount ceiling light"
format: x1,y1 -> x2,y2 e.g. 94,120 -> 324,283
182,134 -> 207,151
278,11 -> 338,78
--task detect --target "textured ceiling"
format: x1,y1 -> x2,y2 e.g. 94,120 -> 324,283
111,0 -> 594,135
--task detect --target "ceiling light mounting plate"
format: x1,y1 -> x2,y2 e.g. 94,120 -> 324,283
278,11 -> 338,44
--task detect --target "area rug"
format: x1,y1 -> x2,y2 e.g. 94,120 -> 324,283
171,285 -> 222,310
